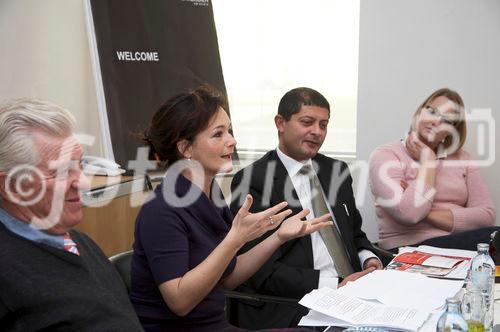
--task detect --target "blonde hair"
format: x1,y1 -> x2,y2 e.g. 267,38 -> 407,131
410,88 -> 467,153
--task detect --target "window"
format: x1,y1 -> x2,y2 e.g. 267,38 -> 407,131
212,0 -> 360,158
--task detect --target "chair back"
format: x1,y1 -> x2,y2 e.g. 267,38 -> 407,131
109,250 -> 133,293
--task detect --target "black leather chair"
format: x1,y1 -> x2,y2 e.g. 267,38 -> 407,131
107,249 -> 296,323
108,246 -> 394,326
224,289 -> 299,326
109,250 -> 133,293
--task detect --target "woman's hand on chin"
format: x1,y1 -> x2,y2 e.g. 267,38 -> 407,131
406,131 -> 436,164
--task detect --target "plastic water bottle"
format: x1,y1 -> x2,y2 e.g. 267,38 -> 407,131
436,297 -> 468,332
470,243 -> 495,331
461,283 -> 485,332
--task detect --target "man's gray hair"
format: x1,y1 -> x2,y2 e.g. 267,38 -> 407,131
0,98 -> 76,171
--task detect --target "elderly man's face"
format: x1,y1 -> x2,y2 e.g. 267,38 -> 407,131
13,132 -> 89,234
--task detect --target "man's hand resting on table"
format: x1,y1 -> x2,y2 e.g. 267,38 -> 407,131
337,258 -> 382,288
363,257 -> 383,270
338,267 -> 376,288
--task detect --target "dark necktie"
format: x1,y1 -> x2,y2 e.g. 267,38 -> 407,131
299,165 -> 354,278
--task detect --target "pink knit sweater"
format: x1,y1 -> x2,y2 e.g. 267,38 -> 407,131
369,141 -> 496,249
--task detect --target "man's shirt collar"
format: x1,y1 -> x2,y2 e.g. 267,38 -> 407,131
276,147 -> 314,177
0,207 -> 64,249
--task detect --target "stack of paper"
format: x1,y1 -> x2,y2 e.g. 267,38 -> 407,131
388,245 -> 476,279
393,251 -> 465,267
299,287 -> 429,331
299,269 -> 464,331
336,270 -> 463,310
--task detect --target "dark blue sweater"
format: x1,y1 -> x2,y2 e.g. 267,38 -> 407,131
0,223 -> 143,332
130,174 -> 236,332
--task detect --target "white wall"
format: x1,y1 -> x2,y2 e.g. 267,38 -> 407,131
1,0 -> 498,241
0,0 -> 103,155
356,0 -> 500,241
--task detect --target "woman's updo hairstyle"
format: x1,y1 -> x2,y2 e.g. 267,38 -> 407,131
142,84 -> 227,169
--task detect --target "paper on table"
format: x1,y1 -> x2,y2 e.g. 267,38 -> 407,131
397,245 -> 475,279
393,252 -> 464,268
417,310 -> 446,332
337,270 -> 463,310
414,245 -> 476,259
299,309 -> 351,327
299,308 -> 446,332
299,287 -> 429,331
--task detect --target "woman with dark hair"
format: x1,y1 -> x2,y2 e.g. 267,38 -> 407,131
369,88 -> 497,251
130,84 -> 331,331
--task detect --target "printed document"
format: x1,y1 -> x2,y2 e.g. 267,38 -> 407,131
299,287 -> 429,331
391,245 -> 476,279
337,269 -> 463,310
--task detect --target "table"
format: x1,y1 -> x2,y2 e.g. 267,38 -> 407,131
75,175 -> 151,257
417,283 -> 500,331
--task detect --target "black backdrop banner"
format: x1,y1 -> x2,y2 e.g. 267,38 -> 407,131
88,0 -> 229,168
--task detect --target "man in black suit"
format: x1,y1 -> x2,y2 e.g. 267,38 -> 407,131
229,87 -> 385,329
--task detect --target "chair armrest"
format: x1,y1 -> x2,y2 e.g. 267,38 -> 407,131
223,290 -> 298,305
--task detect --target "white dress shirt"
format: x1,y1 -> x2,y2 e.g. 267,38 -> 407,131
276,148 -> 378,289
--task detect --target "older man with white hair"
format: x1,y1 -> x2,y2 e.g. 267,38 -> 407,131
0,99 -> 143,331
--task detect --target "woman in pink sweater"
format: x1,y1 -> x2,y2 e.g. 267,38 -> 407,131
369,88 -> 497,250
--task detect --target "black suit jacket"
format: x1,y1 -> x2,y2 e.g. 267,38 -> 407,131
229,150 -> 377,329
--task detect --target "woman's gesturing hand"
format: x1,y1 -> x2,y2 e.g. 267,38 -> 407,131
276,209 -> 333,243
228,195 -> 291,247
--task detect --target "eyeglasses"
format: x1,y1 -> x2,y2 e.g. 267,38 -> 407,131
422,106 -> 460,126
